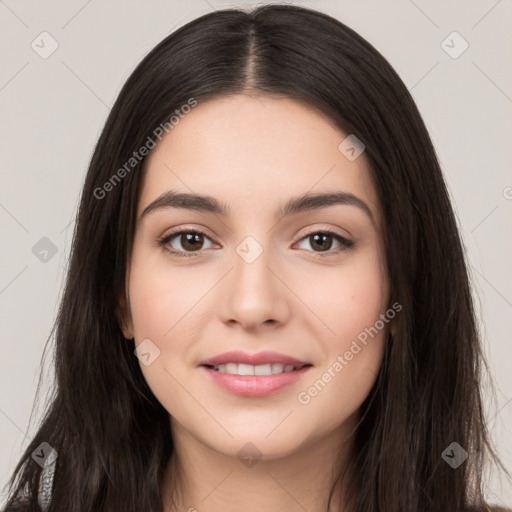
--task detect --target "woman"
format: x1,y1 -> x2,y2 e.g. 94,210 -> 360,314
3,4 -> 510,511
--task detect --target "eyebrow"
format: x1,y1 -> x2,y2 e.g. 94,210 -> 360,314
140,189 -> 375,224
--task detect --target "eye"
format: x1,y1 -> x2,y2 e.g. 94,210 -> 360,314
158,229 -> 215,257
295,229 -> 354,257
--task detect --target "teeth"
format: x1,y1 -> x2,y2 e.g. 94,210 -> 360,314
211,363 -> 300,376
271,363 -> 284,374
225,363 -> 237,374
238,363 -> 254,376
255,364 -> 271,375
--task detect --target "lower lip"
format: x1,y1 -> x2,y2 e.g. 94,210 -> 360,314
200,365 -> 312,397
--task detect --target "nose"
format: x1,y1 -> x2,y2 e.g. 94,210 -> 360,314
219,239 -> 291,331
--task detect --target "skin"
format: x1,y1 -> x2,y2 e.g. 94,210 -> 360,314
119,94 -> 393,512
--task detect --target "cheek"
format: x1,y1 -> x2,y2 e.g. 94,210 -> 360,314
127,260 -> 197,419
126,245 -> 210,403
127,242 -> 203,339
129,280 -> 174,340
293,252 -> 388,407
300,252 -> 388,345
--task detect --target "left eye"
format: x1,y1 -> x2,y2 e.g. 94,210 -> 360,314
295,230 -> 353,255
159,229 -> 353,257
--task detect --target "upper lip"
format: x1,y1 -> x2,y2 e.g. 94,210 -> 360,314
200,350 -> 311,367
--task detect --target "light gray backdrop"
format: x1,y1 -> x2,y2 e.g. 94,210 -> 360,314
1,0 -> 511,507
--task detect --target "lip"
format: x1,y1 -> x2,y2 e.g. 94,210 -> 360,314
200,365 -> 312,397
199,350 -> 310,367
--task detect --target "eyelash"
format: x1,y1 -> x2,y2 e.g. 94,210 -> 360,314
157,228 -> 354,258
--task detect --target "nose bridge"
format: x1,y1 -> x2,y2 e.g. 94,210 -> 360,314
233,233 -> 276,301
219,232 -> 288,327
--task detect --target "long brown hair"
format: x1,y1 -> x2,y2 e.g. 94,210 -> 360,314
3,4 -> 509,511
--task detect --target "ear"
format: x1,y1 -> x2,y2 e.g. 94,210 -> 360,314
116,291 -> 134,340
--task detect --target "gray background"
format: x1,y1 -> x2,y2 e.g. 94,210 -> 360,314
1,0 -> 511,507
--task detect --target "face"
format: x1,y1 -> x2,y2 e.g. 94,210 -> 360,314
119,94 -> 392,461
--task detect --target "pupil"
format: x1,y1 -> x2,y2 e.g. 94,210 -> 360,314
312,233 -> 331,251
183,233 -> 202,251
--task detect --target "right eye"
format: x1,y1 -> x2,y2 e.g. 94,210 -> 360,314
158,229 -> 215,257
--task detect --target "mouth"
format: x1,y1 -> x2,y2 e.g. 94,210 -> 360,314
203,362 -> 312,376
199,350 -> 313,397
200,362 -> 313,397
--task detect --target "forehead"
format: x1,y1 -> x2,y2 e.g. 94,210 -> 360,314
138,94 -> 379,222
